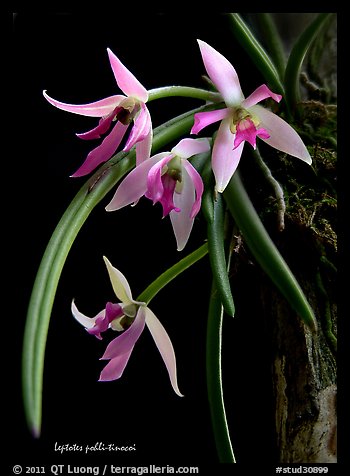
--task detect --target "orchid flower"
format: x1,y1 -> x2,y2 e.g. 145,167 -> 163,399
43,48 -> 152,177
191,40 -> 312,193
106,138 -> 211,251
71,256 -> 183,396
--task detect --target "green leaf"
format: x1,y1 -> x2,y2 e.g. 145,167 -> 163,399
227,13 -> 284,95
223,171 -> 317,331
284,13 -> 333,115
255,13 -> 286,79
206,280 -> 236,463
202,168 -> 235,317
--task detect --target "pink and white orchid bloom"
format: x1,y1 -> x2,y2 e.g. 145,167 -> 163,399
106,138 -> 211,251
191,40 -> 312,193
43,48 -> 152,177
72,256 -> 183,397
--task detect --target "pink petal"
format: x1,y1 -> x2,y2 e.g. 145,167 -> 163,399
250,105 -> 312,164
212,118 -> 245,193
123,104 -> 152,152
70,121 -> 128,177
105,153 -> 169,211
107,48 -> 148,102
191,108 -> 230,135
145,307 -> 183,397
101,307 -> 146,360
197,40 -> 244,107
136,126 -> 153,166
87,302 -> 123,340
233,119 -> 270,149
43,90 -> 124,117
171,138 -> 211,159
76,110 -> 116,140
242,84 -> 282,109
182,160 -> 204,218
99,349 -> 133,381
170,166 -> 196,251
146,155 -> 174,205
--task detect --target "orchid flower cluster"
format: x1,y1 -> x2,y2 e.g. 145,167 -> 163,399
42,40 -> 311,394
23,14 -> 335,463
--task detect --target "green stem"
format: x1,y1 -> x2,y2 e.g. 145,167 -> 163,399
148,86 -> 221,103
22,103 -> 213,437
137,242 -> 208,304
223,171 -> 317,331
206,282 -> 236,463
227,13 -> 284,95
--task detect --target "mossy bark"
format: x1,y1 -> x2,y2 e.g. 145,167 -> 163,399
262,258 -> 337,463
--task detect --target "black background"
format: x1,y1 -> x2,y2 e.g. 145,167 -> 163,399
9,11 -> 341,474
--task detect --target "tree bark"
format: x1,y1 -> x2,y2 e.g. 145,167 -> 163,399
263,284 -> 336,462
259,219 -> 337,463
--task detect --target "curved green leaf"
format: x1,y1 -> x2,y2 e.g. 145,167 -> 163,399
206,280 -> 236,463
223,171 -> 317,330
255,13 -> 286,79
284,13 -> 333,115
227,13 -> 284,95
202,177 -> 235,317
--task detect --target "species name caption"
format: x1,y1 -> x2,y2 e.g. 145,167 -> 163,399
55,442 -> 137,454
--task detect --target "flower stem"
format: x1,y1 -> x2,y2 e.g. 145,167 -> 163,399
137,242 -> 208,304
148,86 -> 221,103
206,283 -> 236,463
22,103 -> 213,437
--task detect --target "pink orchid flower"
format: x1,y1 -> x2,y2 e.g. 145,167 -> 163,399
106,138 -> 211,251
43,48 -> 152,177
72,256 -> 183,396
191,40 -> 312,193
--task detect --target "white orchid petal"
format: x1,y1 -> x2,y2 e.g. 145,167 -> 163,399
145,307 -> 183,397
71,300 -> 104,329
251,105 -> 312,164
103,256 -> 134,304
